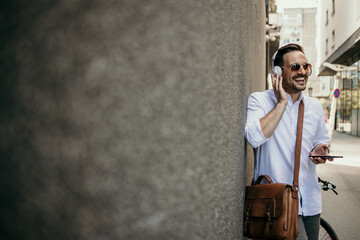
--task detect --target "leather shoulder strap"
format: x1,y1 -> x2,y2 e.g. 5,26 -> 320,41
293,100 -> 304,188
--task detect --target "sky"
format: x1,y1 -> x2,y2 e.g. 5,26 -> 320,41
276,0 -> 318,12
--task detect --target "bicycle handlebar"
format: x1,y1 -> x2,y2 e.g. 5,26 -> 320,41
318,177 -> 338,195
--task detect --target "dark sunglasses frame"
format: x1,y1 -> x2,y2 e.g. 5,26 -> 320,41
282,63 -> 312,72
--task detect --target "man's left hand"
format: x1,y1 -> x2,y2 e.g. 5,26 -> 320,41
309,143 -> 332,164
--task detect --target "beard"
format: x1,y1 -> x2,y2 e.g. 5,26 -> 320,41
291,81 -> 307,92
283,75 -> 308,94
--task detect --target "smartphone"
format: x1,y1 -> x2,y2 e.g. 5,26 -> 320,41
308,155 -> 343,158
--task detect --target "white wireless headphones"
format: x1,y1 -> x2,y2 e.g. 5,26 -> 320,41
271,51 -> 282,77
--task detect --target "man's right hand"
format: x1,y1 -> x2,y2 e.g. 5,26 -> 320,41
271,74 -> 287,106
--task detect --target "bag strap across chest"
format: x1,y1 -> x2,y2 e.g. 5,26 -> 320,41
293,100 -> 304,188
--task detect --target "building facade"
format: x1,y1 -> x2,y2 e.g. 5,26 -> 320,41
335,64 -> 360,136
269,7 -> 321,99
318,0 -> 360,137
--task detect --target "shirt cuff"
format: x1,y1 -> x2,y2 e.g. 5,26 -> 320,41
245,120 -> 268,148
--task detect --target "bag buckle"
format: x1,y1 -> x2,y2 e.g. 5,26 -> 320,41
264,203 -> 273,234
244,205 -> 251,233
292,186 -> 299,199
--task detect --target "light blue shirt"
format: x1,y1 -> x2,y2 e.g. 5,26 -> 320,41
245,89 -> 330,216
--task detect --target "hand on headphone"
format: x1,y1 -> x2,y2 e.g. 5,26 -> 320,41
271,73 -> 287,106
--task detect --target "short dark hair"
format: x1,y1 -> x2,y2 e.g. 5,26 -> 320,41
274,43 -> 304,67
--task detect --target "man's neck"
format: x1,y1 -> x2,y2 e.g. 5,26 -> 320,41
288,92 -> 301,103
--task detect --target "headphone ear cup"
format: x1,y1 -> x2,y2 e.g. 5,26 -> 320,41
272,66 -> 282,77
309,68 -> 312,76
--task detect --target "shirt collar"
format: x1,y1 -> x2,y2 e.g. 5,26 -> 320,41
285,92 -> 304,104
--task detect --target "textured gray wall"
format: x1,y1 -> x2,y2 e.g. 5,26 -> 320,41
0,1 -> 265,239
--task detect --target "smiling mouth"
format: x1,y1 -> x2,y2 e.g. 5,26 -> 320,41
294,77 -> 306,85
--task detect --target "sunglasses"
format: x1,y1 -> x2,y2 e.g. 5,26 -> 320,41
282,63 -> 312,72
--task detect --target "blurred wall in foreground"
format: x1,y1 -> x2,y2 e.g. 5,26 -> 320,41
0,1 -> 265,239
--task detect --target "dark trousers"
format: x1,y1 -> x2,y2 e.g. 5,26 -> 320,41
298,214 -> 321,240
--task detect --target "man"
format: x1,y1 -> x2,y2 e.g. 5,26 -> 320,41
245,43 -> 331,240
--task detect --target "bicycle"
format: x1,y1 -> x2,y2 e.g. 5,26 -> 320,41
318,177 -> 339,240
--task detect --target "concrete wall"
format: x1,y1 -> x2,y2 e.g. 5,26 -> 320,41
0,1 -> 265,239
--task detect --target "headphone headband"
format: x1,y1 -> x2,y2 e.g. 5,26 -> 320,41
271,51 -> 278,69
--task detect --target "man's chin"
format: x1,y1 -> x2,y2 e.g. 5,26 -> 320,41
294,84 -> 306,92
299,86 -> 306,92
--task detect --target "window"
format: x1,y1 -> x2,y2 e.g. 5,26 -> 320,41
326,39 -> 329,55
332,30 -> 335,49
326,10 -> 329,25
332,0 -> 335,16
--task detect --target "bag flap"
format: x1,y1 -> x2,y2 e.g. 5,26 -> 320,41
245,183 -> 291,218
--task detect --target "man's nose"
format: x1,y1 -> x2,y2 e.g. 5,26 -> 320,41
298,65 -> 307,74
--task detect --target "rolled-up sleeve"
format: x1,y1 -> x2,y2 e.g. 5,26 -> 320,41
245,93 -> 269,148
